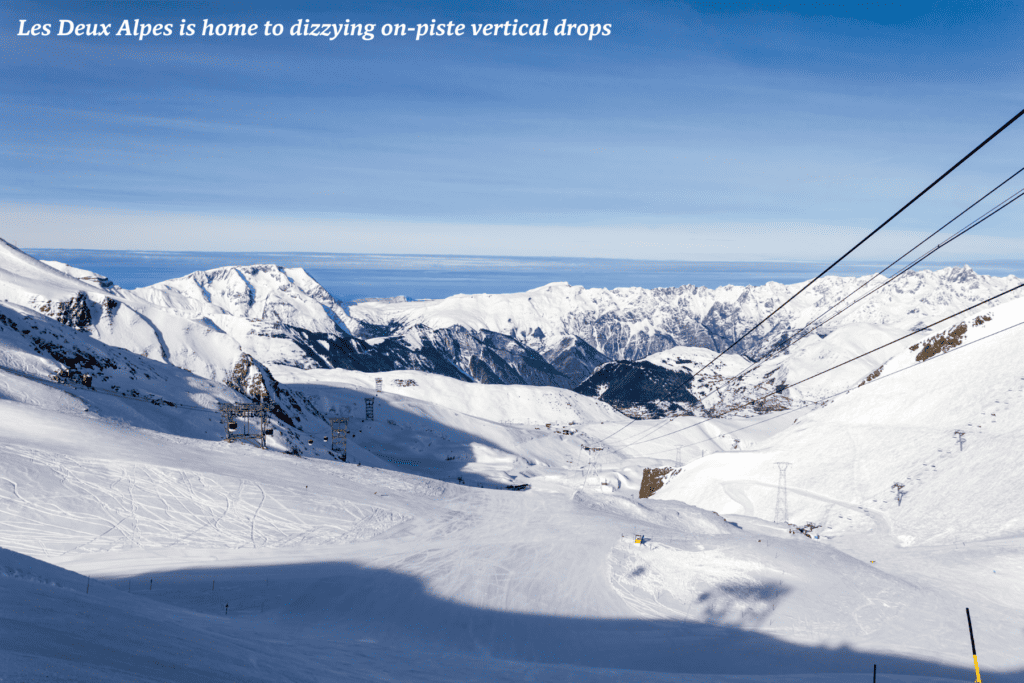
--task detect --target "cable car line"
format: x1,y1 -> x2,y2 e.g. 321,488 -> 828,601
635,314 -> 1024,459
692,106 -> 1024,380
618,281 -> 1024,449
703,173 -> 1024,402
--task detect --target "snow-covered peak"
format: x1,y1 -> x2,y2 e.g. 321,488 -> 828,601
0,248 -> 357,393
132,264 -> 355,336
935,264 -> 977,283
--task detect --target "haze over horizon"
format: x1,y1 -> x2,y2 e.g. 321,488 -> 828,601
17,244 -> 1024,302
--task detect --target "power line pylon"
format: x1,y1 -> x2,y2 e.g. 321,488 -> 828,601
220,403 -> 270,449
330,417 -> 348,461
581,445 -> 603,486
375,377 -> 383,393
774,462 -> 791,524
364,397 -> 375,421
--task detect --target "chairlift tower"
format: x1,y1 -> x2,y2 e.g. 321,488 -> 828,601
364,397 -> 375,421
330,417 -> 349,461
220,403 -> 270,449
774,462 -> 791,524
581,445 -> 604,486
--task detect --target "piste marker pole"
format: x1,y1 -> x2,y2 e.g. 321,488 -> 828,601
966,607 -> 982,683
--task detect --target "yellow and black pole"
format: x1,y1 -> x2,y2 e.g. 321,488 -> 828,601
966,608 -> 982,683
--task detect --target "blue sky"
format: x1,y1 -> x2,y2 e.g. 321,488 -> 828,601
2,0 -> 1023,260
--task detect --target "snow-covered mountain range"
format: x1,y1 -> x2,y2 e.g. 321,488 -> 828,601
3,238 -> 1024,681
346,268 -> 1022,363
7,238 -> 1020,420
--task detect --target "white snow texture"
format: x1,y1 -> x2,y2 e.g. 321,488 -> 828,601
0,238 -> 1021,683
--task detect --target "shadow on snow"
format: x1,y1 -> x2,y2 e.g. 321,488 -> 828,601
107,559 -> 1016,682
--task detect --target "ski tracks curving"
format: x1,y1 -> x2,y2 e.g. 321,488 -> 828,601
0,449 -> 409,554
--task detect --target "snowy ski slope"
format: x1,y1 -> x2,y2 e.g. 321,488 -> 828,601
1,247 -> 1022,681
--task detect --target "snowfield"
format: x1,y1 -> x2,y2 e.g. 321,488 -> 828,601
1,243 -> 1021,682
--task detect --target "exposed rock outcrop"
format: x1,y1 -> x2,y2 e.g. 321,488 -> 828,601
38,292 -> 93,329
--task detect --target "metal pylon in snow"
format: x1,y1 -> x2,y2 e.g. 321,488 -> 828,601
220,402 -> 270,449
774,462 -> 790,524
330,417 -> 348,461
581,445 -> 603,486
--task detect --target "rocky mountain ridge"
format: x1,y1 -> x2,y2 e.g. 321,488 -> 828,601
347,269 -> 1023,368
6,239 -> 1020,418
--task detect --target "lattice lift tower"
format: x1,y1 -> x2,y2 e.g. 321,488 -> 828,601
774,462 -> 791,524
220,403 -> 271,449
581,445 -> 604,486
330,417 -> 349,461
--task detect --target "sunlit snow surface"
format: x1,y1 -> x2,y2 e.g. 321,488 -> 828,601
2,246 -> 1023,681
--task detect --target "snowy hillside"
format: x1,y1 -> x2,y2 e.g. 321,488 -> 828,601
649,294 -> 1024,666
652,295 -> 1024,534
575,359 -> 702,419
2,242 -> 1022,680
0,240 -> 284,397
3,362 -> 1021,680
615,319 -> 927,419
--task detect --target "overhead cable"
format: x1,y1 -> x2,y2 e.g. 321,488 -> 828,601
705,173 -> 1024,401
616,281 -> 1024,449
637,314 -> 1024,458
692,106 -> 1024,379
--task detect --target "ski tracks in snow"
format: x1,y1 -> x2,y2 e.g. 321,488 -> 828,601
0,447 -> 407,555
607,539 -> 774,626
250,480 -> 266,549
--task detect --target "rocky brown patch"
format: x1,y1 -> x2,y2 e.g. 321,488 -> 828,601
639,466 -> 680,499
